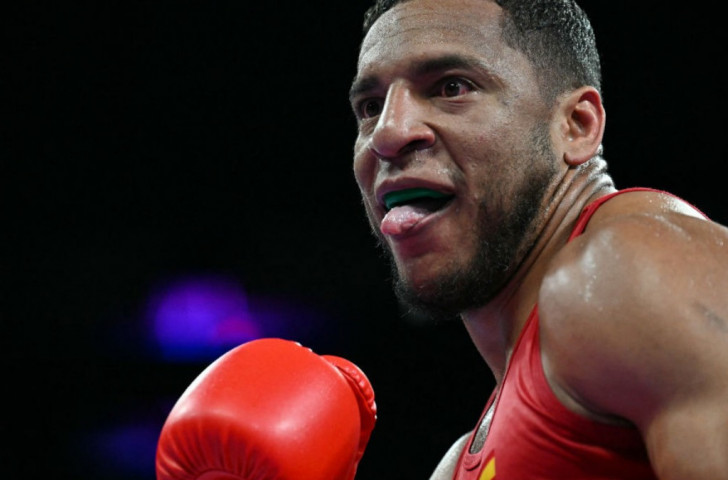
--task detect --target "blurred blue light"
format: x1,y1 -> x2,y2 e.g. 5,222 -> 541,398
149,275 -> 261,361
81,422 -> 159,477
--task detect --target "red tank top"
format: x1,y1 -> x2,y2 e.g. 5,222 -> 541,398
453,188 -> 703,480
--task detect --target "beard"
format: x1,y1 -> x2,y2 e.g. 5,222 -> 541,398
386,125 -> 557,322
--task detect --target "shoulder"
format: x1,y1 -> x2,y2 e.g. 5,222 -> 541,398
538,189 -> 728,420
542,189 -> 723,317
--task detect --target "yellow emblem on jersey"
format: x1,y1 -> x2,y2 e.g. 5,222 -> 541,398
479,456 -> 495,480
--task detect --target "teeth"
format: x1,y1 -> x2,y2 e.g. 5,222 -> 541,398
383,188 -> 450,210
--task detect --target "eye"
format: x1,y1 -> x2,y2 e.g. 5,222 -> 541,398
437,78 -> 474,97
357,99 -> 384,119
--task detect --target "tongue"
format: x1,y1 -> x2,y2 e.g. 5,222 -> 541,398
380,205 -> 430,236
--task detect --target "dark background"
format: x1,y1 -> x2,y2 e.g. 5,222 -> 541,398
5,1 -> 725,478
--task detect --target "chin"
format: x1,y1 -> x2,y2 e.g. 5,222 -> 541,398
389,255 -> 504,323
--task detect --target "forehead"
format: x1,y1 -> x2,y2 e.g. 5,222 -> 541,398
358,0 -> 508,71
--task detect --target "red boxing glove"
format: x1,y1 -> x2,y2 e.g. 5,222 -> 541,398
155,338 -> 377,480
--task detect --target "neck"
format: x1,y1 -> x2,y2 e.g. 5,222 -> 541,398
461,158 -> 615,384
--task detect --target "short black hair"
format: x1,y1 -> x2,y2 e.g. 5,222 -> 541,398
361,0 -> 602,103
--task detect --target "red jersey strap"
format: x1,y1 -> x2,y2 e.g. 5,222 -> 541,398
567,187 -> 706,242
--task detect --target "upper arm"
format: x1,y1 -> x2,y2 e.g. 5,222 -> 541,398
540,211 -> 728,479
429,432 -> 470,480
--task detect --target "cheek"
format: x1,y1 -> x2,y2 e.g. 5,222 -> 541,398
454,133 -> 501,179
353,139 -> 375,192
454,133 -> 520,204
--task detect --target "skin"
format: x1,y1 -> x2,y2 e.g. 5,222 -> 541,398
352,0 -> 559,318
350,0 -> 728,479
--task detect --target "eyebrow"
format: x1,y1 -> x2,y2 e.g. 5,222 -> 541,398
349,54 -> 499,102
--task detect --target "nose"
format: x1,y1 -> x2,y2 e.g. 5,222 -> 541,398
370,85 -> 435,161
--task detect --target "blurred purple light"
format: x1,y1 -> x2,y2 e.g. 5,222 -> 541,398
146,273 -> 339,362
149,275 -> 261,361
82,422 -> 158,475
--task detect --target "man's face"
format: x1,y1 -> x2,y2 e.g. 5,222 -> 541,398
350,0 -> 559,318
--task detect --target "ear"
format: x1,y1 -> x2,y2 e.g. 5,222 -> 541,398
557,87 -> 605,166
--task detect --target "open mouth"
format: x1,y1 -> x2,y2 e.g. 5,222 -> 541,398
382,188 -> 454,213
379,188 -> 455,236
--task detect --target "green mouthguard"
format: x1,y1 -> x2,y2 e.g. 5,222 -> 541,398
383,188 -> 449,210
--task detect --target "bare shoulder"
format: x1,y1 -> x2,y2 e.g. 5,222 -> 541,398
539,189 -> 728,420
542,190 -> 727,315
429,432 -> 471,480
